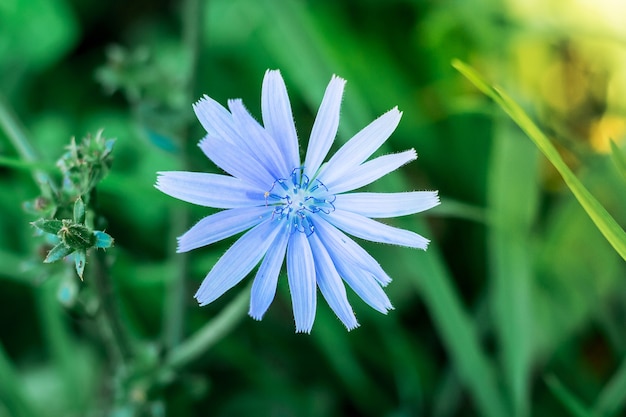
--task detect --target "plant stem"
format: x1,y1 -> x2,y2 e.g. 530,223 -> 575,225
92,239 -> 133,368
165,289 -> 249,372
0,94 -> 56,196
162,0 -> 203,350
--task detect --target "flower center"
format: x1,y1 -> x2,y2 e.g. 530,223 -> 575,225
265,168 -> 336,235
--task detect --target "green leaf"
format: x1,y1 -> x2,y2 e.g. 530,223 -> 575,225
74,250 -> 86,280
31,219 -> 63,235
453,59 -> 626,261
44,242 -> 73,263
59,223 -> 96,250
73,198 -> 85,224
93,231 -> 114,249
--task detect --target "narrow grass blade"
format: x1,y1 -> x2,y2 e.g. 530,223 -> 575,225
609,140 -> 626,182
593,357 -> 626,417
453,59 -> 626,261
545,375 -> 593,417
411,238 -> 509,417
488,118 -> 538,417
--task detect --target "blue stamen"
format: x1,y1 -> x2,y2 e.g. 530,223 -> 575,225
265,168 -> 336,236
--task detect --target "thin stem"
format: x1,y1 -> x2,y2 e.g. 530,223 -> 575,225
165,289 -> 249,372
162,0 -> 203,350
92,239 -> 134,367
88,187 -> 133,366
0,94 -> 56,196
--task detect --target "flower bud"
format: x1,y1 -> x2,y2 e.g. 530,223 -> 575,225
59,221 -> 96,250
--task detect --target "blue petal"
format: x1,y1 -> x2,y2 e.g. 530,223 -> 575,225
228,99 -> 290,178
326,149 -> 416,194
312,218 -> 391,286
262,70 -> 300,169
249,226 -> 290,320
319,107 -> 402,185
287,230 -> 317,333
334,191 -> 440,218
304,75 -> 346,178
337,265 -> 393,314
193,95 -> 239,143
177,206 -> 271,253
308,232 -> 358,330
194,220 -> 280,306
199,135 -> 276,190
322,210 -> 429,250
156,171 -> 264,208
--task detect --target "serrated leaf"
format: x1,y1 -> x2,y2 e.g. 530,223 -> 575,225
32,218 -> 63,235
59,223 -> 96,250
44,242 -> 73,263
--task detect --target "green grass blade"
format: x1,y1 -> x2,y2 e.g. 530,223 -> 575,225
609,140 -> 626,182
488,118 -> 539,417
411,238 -> 509,417
593,357 -> 626,417
545,375 -> 593,417
453,59 -> 626,261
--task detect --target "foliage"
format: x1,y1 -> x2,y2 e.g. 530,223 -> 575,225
0,0 -> 625,416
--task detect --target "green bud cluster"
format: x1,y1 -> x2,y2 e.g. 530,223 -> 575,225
27,132 -> 116,280
32,198 -> 113,280
57,130 -> 116,198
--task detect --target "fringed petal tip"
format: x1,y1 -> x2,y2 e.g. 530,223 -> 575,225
175,237 -> 188,254
194,296 -> 209,307
192,94 -> 212,109
295,325 -> 313,334
344,321 -> 360,332
154,171 -> 166,187
330,74 -> 347,86
387,106 -> 402,120
248,311 -> 264,321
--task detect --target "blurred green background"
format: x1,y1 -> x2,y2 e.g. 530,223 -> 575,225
1,0 -> 625,416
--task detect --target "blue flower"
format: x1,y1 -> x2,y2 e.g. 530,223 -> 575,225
156,70 -> 439,333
